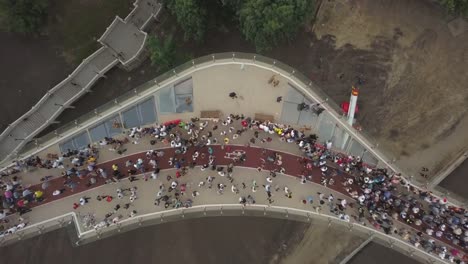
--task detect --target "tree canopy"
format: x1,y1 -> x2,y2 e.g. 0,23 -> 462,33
147,34 -> 177,71
0,0 -> 49,33
164,0 -> 207,42
239,0 -> 315,52
440,0 -> 468,17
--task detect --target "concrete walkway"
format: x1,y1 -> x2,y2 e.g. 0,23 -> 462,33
0,0 -> 162,165
0,119 -> 461,264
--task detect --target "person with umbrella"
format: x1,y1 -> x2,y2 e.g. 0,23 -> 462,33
41,180 -> 50,190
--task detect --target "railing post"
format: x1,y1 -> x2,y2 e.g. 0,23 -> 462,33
173,69 -> 178,77
37,225 -> 45,234
58,218 -> 65,227
242,206 -> 245,215
74,120 -> 79,128
203,207 -> 207,216
16,231 -> 24,240
289,69 -> 295,76
114,99 -> 119,106
160,213 -> 164,222
285,209 -> 289,218
220,206 -> 223,215
75,240 -> 81,246
34,139 -> 39,149
54,130 -> 61,138
138,217 -> 143,226
348,223 -> 353,232
306,212 -> 310,222
117,223 -> 122,232
232,53 -> 235,61
272,60 -> 276,68
192,60 -> 196,68
264,207 -> 267,216
327,217 -> 332,228
134,88 -> 139,96
154,80 -> 160,86
253,55 -> 256,63
181,209 -> 185,218
94,109 -> 100,117
212,54 -> 215,62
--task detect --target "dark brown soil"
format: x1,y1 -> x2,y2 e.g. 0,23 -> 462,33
349,242 -> 420,264
440,158 -> 468,200
0,32 -> 71,132
0,217 -> 308,264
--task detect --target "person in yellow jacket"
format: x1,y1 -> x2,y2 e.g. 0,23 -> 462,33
34,190 -> 44,202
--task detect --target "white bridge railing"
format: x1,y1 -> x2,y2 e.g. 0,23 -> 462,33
0,204 -> 447,264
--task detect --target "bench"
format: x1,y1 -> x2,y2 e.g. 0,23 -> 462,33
200,110 -> 221,119
254,113 -> 274,122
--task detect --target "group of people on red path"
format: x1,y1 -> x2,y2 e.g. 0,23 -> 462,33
0,113 -> 467,262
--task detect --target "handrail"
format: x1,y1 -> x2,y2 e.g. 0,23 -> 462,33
0,204 -> 448,263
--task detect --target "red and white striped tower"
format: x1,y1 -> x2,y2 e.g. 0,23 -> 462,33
342,86 -> 359,149
347,86 -> 359,126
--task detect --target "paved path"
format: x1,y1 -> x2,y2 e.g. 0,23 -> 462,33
15,143 -> 467,254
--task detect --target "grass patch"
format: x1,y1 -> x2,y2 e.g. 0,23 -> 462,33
46,0 -> 133,65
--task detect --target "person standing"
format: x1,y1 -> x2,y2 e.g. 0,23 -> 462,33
229,92 -> 238,99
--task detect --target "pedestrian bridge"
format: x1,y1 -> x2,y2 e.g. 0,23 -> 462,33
0,204 -> 446,264
0,53 -> 464,264
1,52 -> 458,207
0,0 -> 162,164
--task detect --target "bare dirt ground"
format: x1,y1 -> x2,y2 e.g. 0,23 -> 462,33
312,0 -> 468,182
440,158 -> 468,199
0,217 -> 419,264
0,217 -> 367,264
0,32 -> 71,132
349,242 -> 420,264
280,219 -> 365,264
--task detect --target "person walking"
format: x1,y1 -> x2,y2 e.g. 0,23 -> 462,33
229,92 -> 238,99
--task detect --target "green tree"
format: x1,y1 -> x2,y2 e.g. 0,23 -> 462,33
0,0 -> 49,33
164,0 -> 207,42
219,0 -> 242,13
147,34 -> 177,71
239,0 -> 315,52
440,0 -> 468,17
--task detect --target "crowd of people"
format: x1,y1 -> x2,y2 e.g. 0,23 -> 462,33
0,146 -> 100,236
293,125 -> 468,262
0,112 -> 467,262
